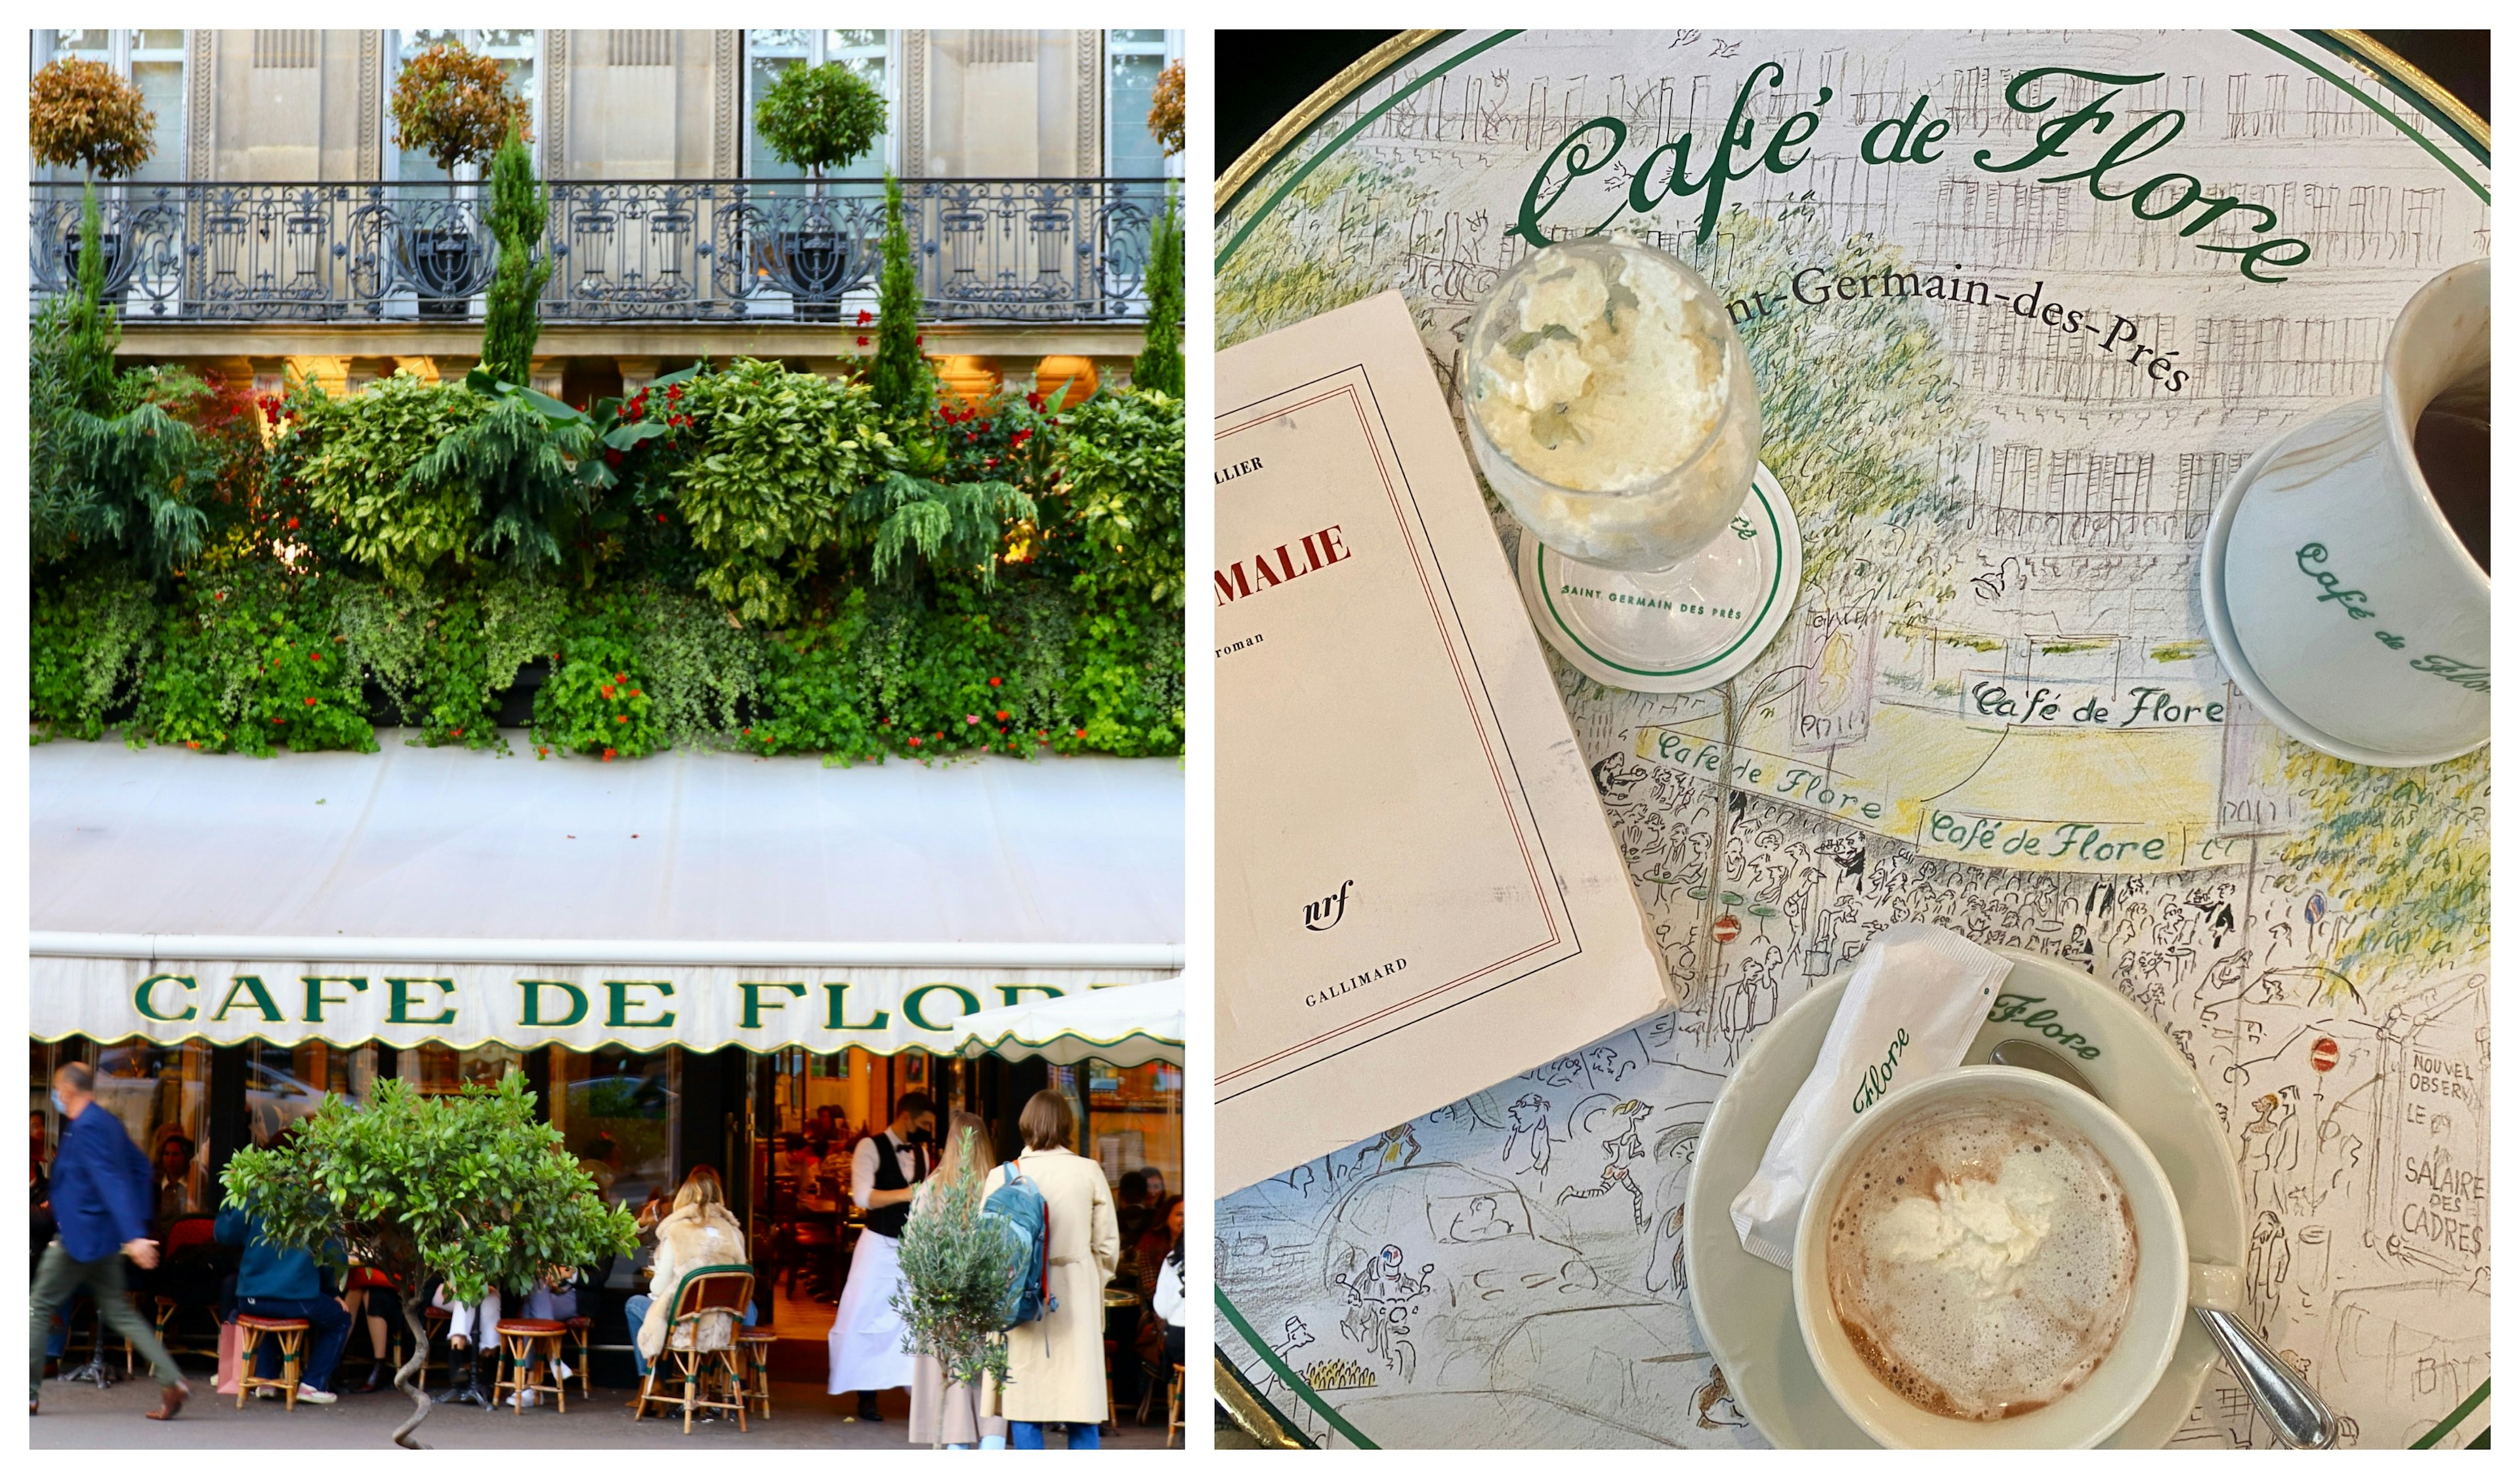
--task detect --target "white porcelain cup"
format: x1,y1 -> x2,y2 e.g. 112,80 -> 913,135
2210,259 -> 2488,765
1792,1066 -> 2238,1448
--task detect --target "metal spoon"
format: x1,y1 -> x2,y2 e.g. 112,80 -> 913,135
1988,1038 -> 2340,1449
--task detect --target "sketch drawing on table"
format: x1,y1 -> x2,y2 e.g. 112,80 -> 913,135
1219,30 -> 2488,1447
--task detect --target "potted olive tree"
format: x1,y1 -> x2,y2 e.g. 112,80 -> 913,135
220,1075 -> 637,1448
29,56 -> 157,296
751,60 -> 887,320
390,40 -> 531,317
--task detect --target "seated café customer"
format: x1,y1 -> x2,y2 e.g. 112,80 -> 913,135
626,1167 -> 755,1381
502,1264 -> 583,1409
150,1133 -> 198,1220
427,1279 -> 503,1407
214,1194 -> 350,1405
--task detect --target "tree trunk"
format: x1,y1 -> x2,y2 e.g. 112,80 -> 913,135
391,1289 -> 434,1448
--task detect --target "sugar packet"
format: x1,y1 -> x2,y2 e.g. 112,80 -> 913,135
1729,921 -> 2011,1269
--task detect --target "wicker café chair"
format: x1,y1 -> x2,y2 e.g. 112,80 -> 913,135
631,1264 -> 754,1434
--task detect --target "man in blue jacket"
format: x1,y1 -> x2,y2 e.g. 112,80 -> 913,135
30,1062 -> 190,1420
215,1130 -> 351,1405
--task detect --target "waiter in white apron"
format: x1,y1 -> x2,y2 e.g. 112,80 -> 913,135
828,1091 -> 935,1421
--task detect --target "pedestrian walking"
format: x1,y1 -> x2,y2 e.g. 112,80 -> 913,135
828,1092 -> 935,1421
29,1062 -> 190,1420
985,1089 -> 1119,1449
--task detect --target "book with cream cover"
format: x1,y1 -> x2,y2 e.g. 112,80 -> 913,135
1215,290 -> 1668,1193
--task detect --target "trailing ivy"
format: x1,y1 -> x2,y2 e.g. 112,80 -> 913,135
131,572 -> 376,757
30,574 -> 158,741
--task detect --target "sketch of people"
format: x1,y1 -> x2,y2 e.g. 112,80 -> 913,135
1557,1100 -> 1650,1226
2238,1091 -> 2302,1215
1503,1093 -> 1553,1177
1374,1122 -> 1423,1173
1448,1195 -> 1511,1243
2245,1210 -> 2291,1328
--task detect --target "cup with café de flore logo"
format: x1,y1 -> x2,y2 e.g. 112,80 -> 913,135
2203,259 -> 2488,766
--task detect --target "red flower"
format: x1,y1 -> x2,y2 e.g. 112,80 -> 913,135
915,335 -> 924,345
601,747 -> 617,761
988,677 -> 1002,686
995,710 -> 1009,721
286,517 -> 299,530
631,688 -> 642,698
657,512 -> 667,523
605,449 -> 623,465
615,673 -> 627,682
857,309 -> 873,325
908,737 -> 921,747
857,336 -> 870,348
600,684 -> 616,699
616,715 -> 629,724
185,740 -> 201,750
1073,728 -> 1087,739
303,696 -> 318,707
667,383 -> 683,399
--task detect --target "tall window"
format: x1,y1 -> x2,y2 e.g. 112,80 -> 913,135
1105,30 -> 1181,179
388,28 -> 538,182
36,30 -> 188,183
746,30 -> 895,180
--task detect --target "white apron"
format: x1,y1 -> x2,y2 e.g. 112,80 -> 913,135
826,1229 -> 917,1392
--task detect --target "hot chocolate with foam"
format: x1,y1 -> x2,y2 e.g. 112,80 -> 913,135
1824,1098 -> 2139,1422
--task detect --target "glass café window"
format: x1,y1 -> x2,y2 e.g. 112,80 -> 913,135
408,1043 -> 524,1096
746,30 -> 894,184
390,29 -> 539,182
32,1038 -> 215,1224
1105,30 -> 1181,180
38,30 -> 188,184
243,1042 -> 378,1146
549,1047 -> 679,1213
1087,1058 -> 1183,1203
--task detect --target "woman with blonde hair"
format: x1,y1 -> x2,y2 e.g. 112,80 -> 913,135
625,1165 -> 753,1383
983,1090 -> 1119,1448
905,1110 -> 1009,1448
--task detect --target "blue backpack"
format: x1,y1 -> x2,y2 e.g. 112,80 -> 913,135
982,1161 -> 1057,1331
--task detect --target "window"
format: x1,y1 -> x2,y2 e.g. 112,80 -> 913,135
1087,1058 -> 1182,1202
1105,30 -> 1181,180
245,1042 -> 378,1146
409,1043 -> 523,1096
79,1039 -> 213,1222
37,30 -> 188,183
746,30 -> 895,181
389,29 -> 539,182
549,1048 -> 679,1213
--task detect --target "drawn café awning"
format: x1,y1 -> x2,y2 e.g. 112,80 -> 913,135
32,740 -> 1185,1056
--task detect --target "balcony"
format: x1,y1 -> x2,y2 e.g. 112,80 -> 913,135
30,177 -> 1171,326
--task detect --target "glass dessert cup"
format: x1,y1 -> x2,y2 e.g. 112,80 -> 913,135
1466,236 -> 1762,575
1469,237 -> 1795,692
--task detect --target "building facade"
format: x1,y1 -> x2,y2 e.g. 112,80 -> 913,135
32,28 -> 1182,409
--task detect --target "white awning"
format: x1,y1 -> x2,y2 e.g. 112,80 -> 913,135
950,976 -> 1186,1066
33,734 -> 1185,1056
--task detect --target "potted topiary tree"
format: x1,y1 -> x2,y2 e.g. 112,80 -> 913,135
890,1123 -> 1021,1449
219,1074 -> 638,1448
29,55 -> 157,295
390,40 -> 532,317
751,60 -> 887,320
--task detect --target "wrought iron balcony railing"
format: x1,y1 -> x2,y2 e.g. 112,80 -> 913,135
30,177 -> 1173,325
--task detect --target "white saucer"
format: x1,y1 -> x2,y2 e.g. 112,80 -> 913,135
2200,423 -> 2483,767
1682,947 -> 2245,1449
1516,464 -> 1800,693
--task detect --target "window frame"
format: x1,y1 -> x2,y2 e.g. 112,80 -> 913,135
384,28 -> 545,184
742,29 -> 901,180
1103,28 -> 1183,180
32,29 -> 189,184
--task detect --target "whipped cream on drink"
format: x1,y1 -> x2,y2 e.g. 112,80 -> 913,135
1826,1100 -> 2139,1423
1464,238 -> 1760,571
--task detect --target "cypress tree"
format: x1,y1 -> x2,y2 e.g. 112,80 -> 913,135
1131,199 -> 1184,396
872,172 -> 927,411
481,126 -> 550,385
64,180 -> 121,414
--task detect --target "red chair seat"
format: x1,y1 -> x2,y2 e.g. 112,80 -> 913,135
495,1319 -> 568,1336
564,1316 -> 591,1332
238,1316 -> 310,1333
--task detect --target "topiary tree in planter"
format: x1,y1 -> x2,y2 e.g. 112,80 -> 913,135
872,172 -> 929,411
481,124 -> 550,385
890,1123 -> 1020,1449
753,61 -> 887,316
389,41 -> 530,316
219,1074 -> 638,1448
1132,201 -> 1185,396
1147,58 -> 1185,161
30,56 -> 156,380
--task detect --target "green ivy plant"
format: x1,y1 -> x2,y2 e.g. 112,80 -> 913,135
30,574 -> 158,740
671,358 -> 888,625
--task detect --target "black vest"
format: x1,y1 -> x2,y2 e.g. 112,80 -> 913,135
864,1134 -> 922,1239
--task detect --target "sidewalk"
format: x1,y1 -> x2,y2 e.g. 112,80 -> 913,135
32,1377 -> 1178,1449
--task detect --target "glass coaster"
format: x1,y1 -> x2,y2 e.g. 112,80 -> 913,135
1515,463 -> 1800,693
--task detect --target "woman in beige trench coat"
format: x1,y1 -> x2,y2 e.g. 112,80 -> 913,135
983,1089 -> 1119,1448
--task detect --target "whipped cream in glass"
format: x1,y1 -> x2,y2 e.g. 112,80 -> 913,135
1465,238 -> 1760,572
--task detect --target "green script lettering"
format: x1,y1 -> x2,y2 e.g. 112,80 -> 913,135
303,976 -> 369,1023
211,975 -> 285,1023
